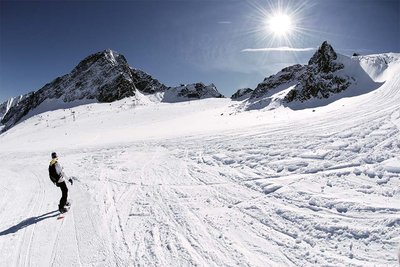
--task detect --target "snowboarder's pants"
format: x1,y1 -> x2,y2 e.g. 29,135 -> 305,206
56,181 -> 68,208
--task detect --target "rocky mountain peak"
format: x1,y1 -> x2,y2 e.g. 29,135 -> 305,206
308,41 -> 342,73
243,41 -> 358,108
73,49 -> 128,74
0,49 -> 224,132
0,49 -> 155,130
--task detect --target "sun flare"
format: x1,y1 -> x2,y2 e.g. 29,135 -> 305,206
267,14 -> 293,36
265,14 -> 293,37
246,0 -> 312,47
242,0 -> 315,55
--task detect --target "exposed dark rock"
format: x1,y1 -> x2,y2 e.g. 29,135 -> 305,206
231,88 -> 253,100
165,83 -> 223,101
2,92 -> 37,128
130,69 -> 167,94
308,41 -> 344,73
251,64 -> 304,99
97,74 -> 136,102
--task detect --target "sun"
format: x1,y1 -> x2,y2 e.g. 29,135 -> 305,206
267,13 -> 293,36
244,0 -> 312,49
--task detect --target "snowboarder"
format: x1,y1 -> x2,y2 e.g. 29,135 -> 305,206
48,152 -> 73,213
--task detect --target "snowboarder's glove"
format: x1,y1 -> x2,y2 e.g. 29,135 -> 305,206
68,178 -> 73,185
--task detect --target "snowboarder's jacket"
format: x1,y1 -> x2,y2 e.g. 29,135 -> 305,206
49,158 -> 66,184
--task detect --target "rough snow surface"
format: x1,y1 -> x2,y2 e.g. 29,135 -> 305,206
0,54 -> 400,266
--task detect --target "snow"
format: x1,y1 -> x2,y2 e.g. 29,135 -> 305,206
105,49 -> 118,65
1,53 -> 400,266
354,53 -> 399,82
19,98 -> 97,124
383,158 -> 400,174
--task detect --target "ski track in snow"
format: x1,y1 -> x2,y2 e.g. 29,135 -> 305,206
69,111 -> 400,266
0,56 -> 400,266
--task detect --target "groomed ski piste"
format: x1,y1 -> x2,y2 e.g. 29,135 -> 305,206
0,53 -> 399,266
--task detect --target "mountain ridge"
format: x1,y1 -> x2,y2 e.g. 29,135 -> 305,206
237,41 -> 385,111
2,43 -> 398,132
0,49 -> 223,131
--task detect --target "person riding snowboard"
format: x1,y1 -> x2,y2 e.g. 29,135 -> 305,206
48,152 -> 73,213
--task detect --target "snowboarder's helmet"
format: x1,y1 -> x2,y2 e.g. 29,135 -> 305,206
51,152 -> 58,159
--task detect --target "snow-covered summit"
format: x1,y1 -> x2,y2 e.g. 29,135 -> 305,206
243,41 -> 382,110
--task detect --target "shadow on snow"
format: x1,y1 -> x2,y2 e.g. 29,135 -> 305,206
0,210 -> 59,236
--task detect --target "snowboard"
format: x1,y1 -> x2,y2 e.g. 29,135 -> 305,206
57,213 -> 66,220
57,201 -> 72,220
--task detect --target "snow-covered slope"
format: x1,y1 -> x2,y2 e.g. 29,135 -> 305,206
353,53 -> 399,82
0,52 -> 399,266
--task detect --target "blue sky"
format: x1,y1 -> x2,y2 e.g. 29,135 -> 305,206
0,0 -> 399,102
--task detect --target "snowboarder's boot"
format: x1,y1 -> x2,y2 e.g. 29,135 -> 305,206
58,205 -> 68,213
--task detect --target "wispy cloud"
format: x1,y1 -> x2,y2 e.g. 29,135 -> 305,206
218,21 -> 232,24
242,47 -> 315,52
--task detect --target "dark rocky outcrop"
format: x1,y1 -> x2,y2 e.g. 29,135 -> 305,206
163,83 -> 224,102
251,64 -> 304,99
308,41 -> 344,73
283,42 -> 350,102
0,95 -> 27,121
231,88 -> 253,100
130,69 -> 167,94
177,83 -> 223,99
